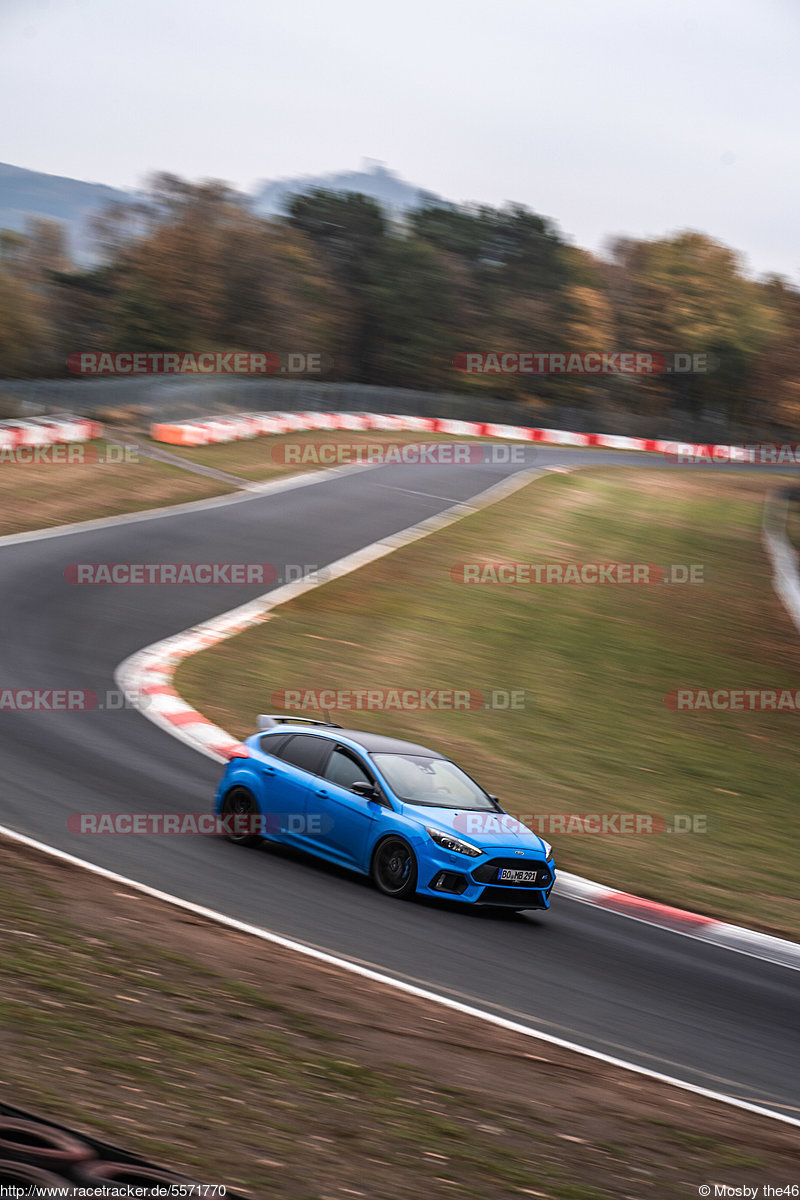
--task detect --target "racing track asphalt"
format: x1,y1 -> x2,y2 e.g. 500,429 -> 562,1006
0,447 -> 797,1118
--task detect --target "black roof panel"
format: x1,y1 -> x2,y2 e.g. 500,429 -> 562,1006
335,730 -> 442,757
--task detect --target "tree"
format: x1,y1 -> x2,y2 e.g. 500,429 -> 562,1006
287,190 -> 387,381
749,277 -> 800,432
0,263 -> 53,376
369,234 -> 466,390
608,232 -> 781,429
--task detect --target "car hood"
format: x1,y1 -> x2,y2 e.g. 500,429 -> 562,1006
404,805 -> 549,854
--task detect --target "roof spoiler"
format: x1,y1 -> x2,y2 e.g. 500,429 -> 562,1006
257,714 -> 342,730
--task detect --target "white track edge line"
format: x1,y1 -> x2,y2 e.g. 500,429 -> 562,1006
561,891 -> 800,971
114,462 -> 800,974
115,466 -> 547,758
0,458 -> 382,549
5,457 -> 797,1121
0,821 -> 796,1128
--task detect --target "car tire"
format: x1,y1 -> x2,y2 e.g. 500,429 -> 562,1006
220,786 -> 263,847
371,836 -> 418,899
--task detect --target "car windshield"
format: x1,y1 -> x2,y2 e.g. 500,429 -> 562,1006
371,754 -> 496,810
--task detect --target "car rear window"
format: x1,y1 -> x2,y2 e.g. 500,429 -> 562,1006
259,732 -> 293,757
273,733 -> 331,777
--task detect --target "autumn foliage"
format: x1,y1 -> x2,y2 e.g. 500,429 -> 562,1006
1,174 -> 798,431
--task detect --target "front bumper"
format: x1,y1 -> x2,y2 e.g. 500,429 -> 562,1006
419,850 -> 555,908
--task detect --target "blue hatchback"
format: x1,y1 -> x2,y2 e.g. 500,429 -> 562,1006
215,717 -> 555,909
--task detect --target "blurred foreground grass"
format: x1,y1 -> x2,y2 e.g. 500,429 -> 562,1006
2,838 -> 797,1198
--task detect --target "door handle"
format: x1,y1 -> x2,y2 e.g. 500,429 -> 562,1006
315,788 -> 328,797
262,767 -> 275,776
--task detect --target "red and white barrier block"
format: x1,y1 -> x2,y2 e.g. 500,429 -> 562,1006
0,414 -> 101,450
149,410 -> 735,457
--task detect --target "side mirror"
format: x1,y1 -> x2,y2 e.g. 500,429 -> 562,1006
352,780 -> 379,800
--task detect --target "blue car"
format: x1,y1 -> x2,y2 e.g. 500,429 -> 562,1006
214,716 -> 555,910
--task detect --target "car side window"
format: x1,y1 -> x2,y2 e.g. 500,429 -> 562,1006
275,733 -> 331,777
324,748 -> 374,792
259,732 -> 293,757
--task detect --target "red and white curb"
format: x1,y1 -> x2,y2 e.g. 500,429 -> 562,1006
0,420 -> 793,1124
115,464 -> 800,974
560,874 -> 800,970
116,467 -> 544,761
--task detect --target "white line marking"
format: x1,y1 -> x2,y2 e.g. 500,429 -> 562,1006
4,442 -> 798,1117
0,822 -> 796,1128
0,459 -> 381,548
115,460 -> 800,974
373,484 -> 464,503
115,467 -> 545,763
560,890 -> 800,971
762,489 -> 800,637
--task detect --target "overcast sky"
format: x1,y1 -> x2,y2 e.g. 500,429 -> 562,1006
1,0 -> 797,279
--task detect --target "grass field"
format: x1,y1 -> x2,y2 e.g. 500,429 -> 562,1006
0,440 -> 233,537
2,837 -> 796,1198
176,466 -> 800,939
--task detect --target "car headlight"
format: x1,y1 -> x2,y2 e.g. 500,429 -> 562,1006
426,826 -> 482,857
541,840 -> 553,861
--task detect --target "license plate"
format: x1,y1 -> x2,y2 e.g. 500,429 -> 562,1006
497,868 -> 539,884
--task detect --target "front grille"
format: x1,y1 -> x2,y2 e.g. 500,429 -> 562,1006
472,858 -> 552,887
477,886 -> 549,908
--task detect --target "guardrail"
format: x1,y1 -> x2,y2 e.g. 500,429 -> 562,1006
0,375 -> 764,443
762,486 -> 800,638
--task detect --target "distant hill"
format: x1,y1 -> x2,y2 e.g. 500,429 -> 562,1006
0,160 -> 444,264
0,162 -> 137,262
251,159 -> 442,217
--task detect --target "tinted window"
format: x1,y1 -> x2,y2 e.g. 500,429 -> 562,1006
259,732 -> 293,757
276,733 -> 331,777
324,748 -> 373,791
